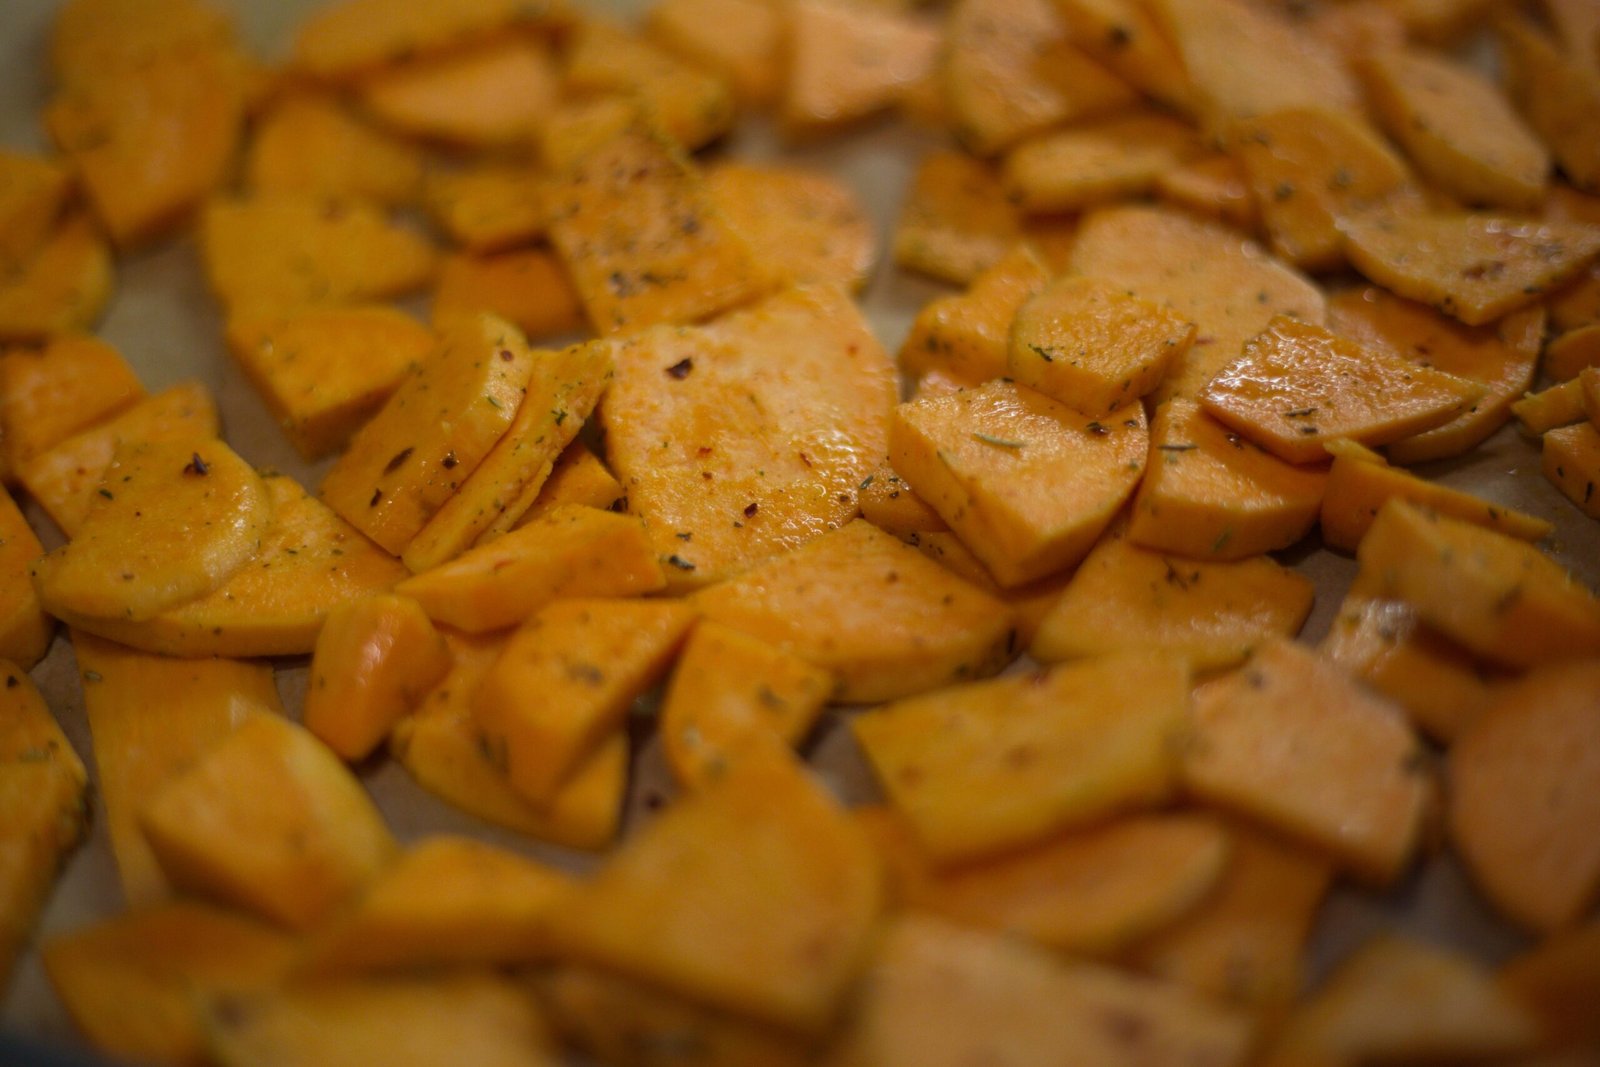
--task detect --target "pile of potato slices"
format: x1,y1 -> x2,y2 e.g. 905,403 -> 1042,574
1,0 -> 1600,1063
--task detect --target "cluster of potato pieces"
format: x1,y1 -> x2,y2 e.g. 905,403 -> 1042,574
2,0 -> 1600,1062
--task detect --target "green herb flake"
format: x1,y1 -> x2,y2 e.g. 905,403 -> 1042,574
972,432 -> 1025,449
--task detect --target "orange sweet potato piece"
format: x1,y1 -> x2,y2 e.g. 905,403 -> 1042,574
857,466 -> 947,538
49,0 -> 236,86
891,151 -> 1024,286
292,0 -> 568,80
1154,155 -> 1259,232
692,520 -> 1016,703
0,333 -> 143,471
0,489 -> 51,669
1003,112 -> 1203,214
707,162 -> 875,292
1515,376 -> 1590,435
781,0 -> 940,137
359,38 -> 560,150
1181,638 -> 1428,884
899,244 -> 1050,385
0,214 -> 113,343
431,249 -> 584,343
422,163 -> 545,254
513,440 -> 622,525
1499,919 -> 1600,1047
1544,420 -> 1600,520
245,91 -> 424,207
645,0 -> 781,107
1199,316 -> 1484,464
1128,398 -> 1327,560
1499,15 -> 1600,195
1545,322 -> 1600,383
1052,0 -> 1195,114
563,20 -> 736,152
0,149 -> 71,274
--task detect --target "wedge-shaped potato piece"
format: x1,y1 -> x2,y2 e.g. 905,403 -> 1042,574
1320,591 -> 1500,743
708,163 -> 874,292
475,598 -> 696,805
1127,820 -> 1333,1012
46,42 -> 244,247
0,214 -> 112,343
1032,532 -> 1313,672
1007,275 -> 1194,416
1265,937 -> 1540,1066
1361,47 -> 1548,210
659,622 -> 834,791
603,287 -> 894,589
1147,0 -> 1358,135
1499,918 -> 1600,1048
391,630 -> 627,850
1545,418 -> 1600,519
1155,154 -> 1259,232
246,92 -> 423,207
1229,107 -> 1415,271
542,965 -> 809,1067
227,306 -> 435,461
891,151 -> 1024,286
781,0 -> 939,136
836,916 -> 1254,1067
33,437 -> 273,623
857,466 -> 946,538
1356,499 -> 1600,667
1200,316 -> 1482,464
1449,660 -> 1600,931
303,595 -> 449,761
1545,322 -> 1600,383
1321,439 -> 1550,551
58,475 -> 406,658
1053,0 -> 1194,113
0,149 -> 71,274
300,836 -> 577,974
891,380 -> 1147,587
74,633 -> 281,907
563,21 -> 736,152
403,341 -> 612,571
900,244 -> 1050,384
1517,376 -> 1591,435
513,441 -> 622,525
692,521 -> 1015,703
941,0 -> 1135,157
422,163 -> 545,254
1070,205 -> 1325,403
646,0 -> 781,107
1128,399 -> 1327,560
360,38 -> 560,150
1181,638 -> 1428,884
202,974 -> 561,1067
894,812 -> 1230,957
0,664 -> 87,992
432,250 -> 583,343
321,313 -> 535,554
42,902 -> 297,1067
141,713 -> 397,931
1329,288 -> 1543,462
546,124 -> 764,335
854,654 -> 1188,864
1004,112 -> 1203,214
202,194 -> 436,319
291,0 -> 567,80
1500,16 -> 1600,195
396,503 -> 663,632
0,490 -> 51,669
18,381 -> 217,538
1343,213 -> 1600,326
551,766 -> 883,1035
0,333 -> 143,470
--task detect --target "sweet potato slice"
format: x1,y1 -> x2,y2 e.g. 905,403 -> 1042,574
391,630 -> 628,850
359,38 -> 560,150
1449,660 -> 1600,931
1544,421 -> 1600,520
602,286 -> 894,589
692,521 -> 1015,703
0,489 -> 51,668
73,632 -> 281,907
1052,0 -> 1194,113
645,0 -> 781,107
299,835 -> 577,974
1199,316 -> 1483,464
422,163 -> 545,254
474,598 -> 696,805
1515,376 -> 1590,434
1069,205 -> 1325,403
781,0 -> 939,136
707,163 -> 875,292
1180,638 -> 1429,884
141,712 -> 397,931
48,0 -> 236,85
1545,323 -> 1600,383
431,250 -> 584,343
1154,154 -> 1259,232
562,21 -> 736,152
1356,499 -> 1600,667
32,437 -> 274,623
42,902 -> 297,1067
1032,532 -> 1314,671
1499,919 -> 1600,1048
1128,398 -> 1327,561
57,474 -> 406,658
854,654 -> 1188,864
1360,46 -> 1548,210
292,0 -> 568,80
1499,16 -> 1600,195
1342,212 -> 1600,326
0,214 -> 113,343
513,441 -> 622,524
545,124 -> 765,335
246,92 -> 423,208
890,151 -> 1023,286
0,333 -> 143,470
550,766 -> 883,1035
857,466 -> 946,538
0,149 -> 71,274
1126,821 -> 1333,1012
1003,112 -> 1203,214
227,305 -> 435,461
899,244 -> 1050,384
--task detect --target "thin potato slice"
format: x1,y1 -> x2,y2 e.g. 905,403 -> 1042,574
857,466 -> 946,538
563,21 -> 735,152
891,151 -> 1023,286
1356,499 -> 1600,667
1499,15 -> 1600,195
1199,316 -> 1484,464
1003,112 -> 1204,214
1545,323 -> 1600,382
646,0 -> 781,107
1544,421 -> 1600,520
1180,638 -> 1428,884
1052,0 -> 1195,113
1449,660 -> 1600,931
359,38 -> 560,150
1031,532 -> 1314,672
292,0 -> 568,80
1154,154 -> 1259,232
512,441 -> 622,525
0,214 -> 113,343
900,244 -> 1050,384
0,149 -> 71,273
32,437 -> 274,623
692,520 -> 1016,704
0,333 -> 144,470
707,163 -> 875,292
245,92 -> 424,207
1341,212 -> 1600,326
1516,374 -> 1590,435
422,163 -> 545,254
781,0 -> 940,137
0,489 -> 51,668
550,766 -> 883,1035
853,654 -> 1189,865
431,250 -> 584,343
